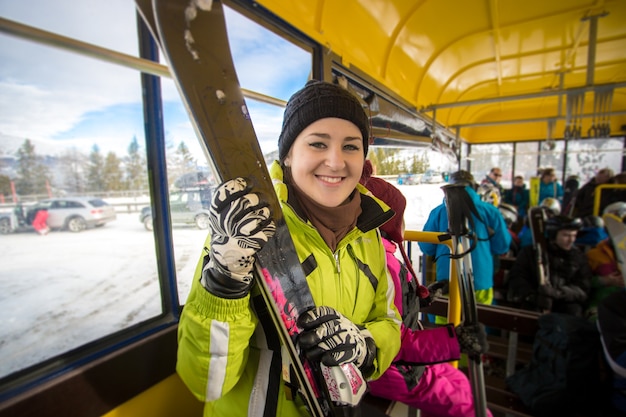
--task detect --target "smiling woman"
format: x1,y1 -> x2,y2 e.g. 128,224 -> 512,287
0,1 -> 625,416
0,1 -> 314,415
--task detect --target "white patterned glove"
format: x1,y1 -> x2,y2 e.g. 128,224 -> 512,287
201,178 -> 275,298
297,306 -> 377,378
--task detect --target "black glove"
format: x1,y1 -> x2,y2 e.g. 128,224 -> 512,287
201,178 -> 276,298
558,285 -> 587,302
419,280 -> 449,308
428,279 -> 450,297
454,323 -> 489,356
538,284 -> 558,298
419,279 -> 450,308
297,306 -> 377,378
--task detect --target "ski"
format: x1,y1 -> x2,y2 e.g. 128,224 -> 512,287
441,184 -> 488,417
528,207 -> 550,286
603,213 -> 626,287
134,1 -> 365,416
562,176 -> 579,216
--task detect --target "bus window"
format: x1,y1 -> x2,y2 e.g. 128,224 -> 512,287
0,0 -> 313,387
539,140 -> 565,180
514,141 -> 542,183
0,2 -> 165,380
565,137 -> 625,184
469,143 -> 514,188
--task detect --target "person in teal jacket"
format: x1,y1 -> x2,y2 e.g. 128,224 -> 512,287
362,174 -> 492,417
419,171 -> 511,319
538,167 -> 564,204
176,80 -> 401,417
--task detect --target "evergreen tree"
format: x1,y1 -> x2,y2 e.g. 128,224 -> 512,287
0,174 -> 11,200
370,148 -> 399,175
168,141 -> 197,187
368,149 -> 381,174
395,156 -> 406,174
125,136 -> 147,191
103,152 -> 124,191
368,148 -> 430,176
177,141 -> 196,171
60,148 -> 87,194
381,149 -> 401,174
87,145 -> 105,192
411,152 -> 429,173
14,139 -> 50,196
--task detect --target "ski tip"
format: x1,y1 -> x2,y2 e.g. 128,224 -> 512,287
441,184 -> 466,194
603,212 -> 624,225
136,0 -> 160,43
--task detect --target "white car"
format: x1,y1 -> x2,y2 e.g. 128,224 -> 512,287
4,197 -> 118,233
422,171 -> 444,184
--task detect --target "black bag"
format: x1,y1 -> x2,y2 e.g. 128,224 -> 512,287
398,261 -> 420,331
506,313 -> 603,416
597,291 -> 626,414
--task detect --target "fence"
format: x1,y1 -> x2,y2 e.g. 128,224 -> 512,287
0,190 -> 151,214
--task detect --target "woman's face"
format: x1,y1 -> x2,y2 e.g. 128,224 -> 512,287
284,117 -> 365,208
542,171 -> 555,183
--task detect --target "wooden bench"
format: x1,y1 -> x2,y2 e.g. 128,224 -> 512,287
423,298 -> 540,416
363,298 -> 541,417
423,298 -> 539,368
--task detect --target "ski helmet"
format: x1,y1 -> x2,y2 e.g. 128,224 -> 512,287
540,197 -> 561,216
478,183 -> 500,206
603,202 -> 626,221
545,215 -> 583,239
498,203 -> 518,227
581,215 -> 604,230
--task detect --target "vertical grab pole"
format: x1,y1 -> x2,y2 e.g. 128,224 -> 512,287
448,257 -> 462,327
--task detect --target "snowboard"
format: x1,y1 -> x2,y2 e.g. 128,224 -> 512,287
134,0 -> 365,415
441,184 -> 489,417
603,213 -> 626,287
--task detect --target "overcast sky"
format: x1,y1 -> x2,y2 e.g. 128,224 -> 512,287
0,0 -> 311,159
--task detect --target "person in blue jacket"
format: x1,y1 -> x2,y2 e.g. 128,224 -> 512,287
419,170 -> 511,322
538,167 -> 564,204
503,175 -> 529,227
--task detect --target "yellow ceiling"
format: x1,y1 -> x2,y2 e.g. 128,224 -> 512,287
255,0 -> 626,144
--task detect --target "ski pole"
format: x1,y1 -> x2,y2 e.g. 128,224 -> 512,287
442,184 -> 489,417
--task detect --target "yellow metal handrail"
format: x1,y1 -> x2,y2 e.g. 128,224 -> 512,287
403,230 -> 461,327
593,184 -> 626,216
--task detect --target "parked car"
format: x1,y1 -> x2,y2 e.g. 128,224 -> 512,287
397,173 -> 421,185
140,187 -> 212,231
0,197 -> 117,234
422,170 -> 445,184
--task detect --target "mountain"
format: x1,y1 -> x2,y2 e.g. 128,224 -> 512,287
0,133 -> 62,157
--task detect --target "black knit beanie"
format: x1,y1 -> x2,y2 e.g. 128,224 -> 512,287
278,80 -> 370,162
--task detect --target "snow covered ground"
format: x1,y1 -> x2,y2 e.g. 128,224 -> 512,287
0,182 -> 445,378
